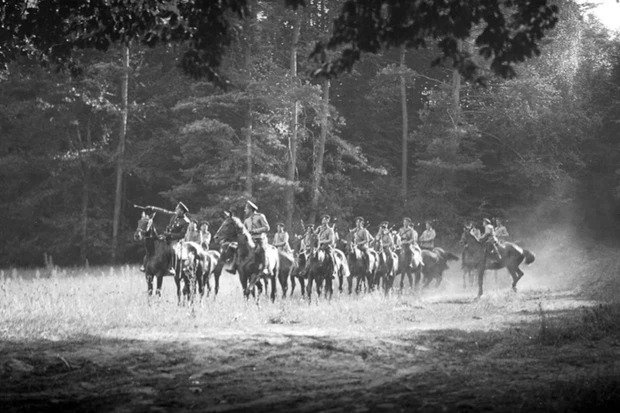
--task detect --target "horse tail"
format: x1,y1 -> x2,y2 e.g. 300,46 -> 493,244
523,249 -> 535,265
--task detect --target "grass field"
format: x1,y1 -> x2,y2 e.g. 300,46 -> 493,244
1,235 -> 619,411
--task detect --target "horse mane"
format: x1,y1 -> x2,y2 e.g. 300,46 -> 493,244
230,216 -> 256,249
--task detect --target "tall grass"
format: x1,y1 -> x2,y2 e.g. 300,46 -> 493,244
0,265 -> 526,341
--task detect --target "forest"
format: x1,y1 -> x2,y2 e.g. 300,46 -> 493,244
1,0 -> 619,267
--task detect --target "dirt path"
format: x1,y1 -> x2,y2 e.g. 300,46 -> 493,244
2,286 -> 619,412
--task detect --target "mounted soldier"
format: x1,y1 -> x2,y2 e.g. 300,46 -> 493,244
138,206 -> 156,272
199,221 -> 212,251
353,217 -> 374,269
298,224 -> 315,277
478,217 -> 501,260
316,214 -> 337,279
419,220 -> 436,250
374,221 -> 395,267
494,218 -> 509,244
242,200 -> 271,275
398,217 -> 419,254
273,222 -> 293,254
148,201 -> 191,275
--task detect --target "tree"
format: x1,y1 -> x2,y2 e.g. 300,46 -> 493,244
313,0 -> 558,82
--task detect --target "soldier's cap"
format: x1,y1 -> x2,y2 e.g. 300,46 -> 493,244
380,221 -> 389,227
425,220 -> 433,225
321,214 -> 331,220
276,222 -> 285,227
201,221 -> 209,227
176,202 -> 189,213
246,200 -> 258,211
483,218 -> 491,224
355,216 -> 364,223
403,217 -> 412,223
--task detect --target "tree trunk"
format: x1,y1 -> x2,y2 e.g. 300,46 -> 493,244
309,78 -> 330,224
451,40 -> 463,124
74,121 -> 90,266
399,45 -> 408,205
285,10 -> 302,231
112,44 -> 130,263
243,1 -> 255,197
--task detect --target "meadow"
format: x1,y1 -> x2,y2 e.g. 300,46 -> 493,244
1,234 -> 619,411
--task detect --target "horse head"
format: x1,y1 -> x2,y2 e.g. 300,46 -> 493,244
460,227 -> 477,245
213,211 -> 256,249
134,216 -> 156,241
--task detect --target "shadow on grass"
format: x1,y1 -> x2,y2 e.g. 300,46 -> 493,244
1,303 -> 619,412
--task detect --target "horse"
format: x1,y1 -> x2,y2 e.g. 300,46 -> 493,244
342,229 -> 379,294
374,245 -> 399,295
395,242 -> 424,292
420,247 -> 459,288
213,212 -> 280,301
180,242 -> 221,304
460,229 -> 535,297
133,215 -> 178,299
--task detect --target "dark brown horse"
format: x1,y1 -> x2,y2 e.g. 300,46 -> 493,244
420,247 -> 459,288
213,212 -> 280,301
133,216 -> 177,299
460,229 -> 535,297
342,229 -> 379,294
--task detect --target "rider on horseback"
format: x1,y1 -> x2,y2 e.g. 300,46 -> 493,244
199,222 -> 211,251
146,202 -> 190,275
317,214 -> 337,279
298,224 -> 315,277
353,217 -> 374,270
243,200 -> 270,275
273,222 -> 292,253
494,218 -> 509,244
138,206 -> 156,272
419,220 -> 436,250
479,218 -> 501,260
375,221 -> 395,267
398,217 -> 421,267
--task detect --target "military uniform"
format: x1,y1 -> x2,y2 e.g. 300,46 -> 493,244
419,227 -> 436,250
149,202 -> 190,275
375,228 -> 394,251
495,224 -> 509,243
353,222 -> 374,269
200,229 -> 212,251
274,230 -> 292,253
317,223 -> 337,278
243,202 -> 270,273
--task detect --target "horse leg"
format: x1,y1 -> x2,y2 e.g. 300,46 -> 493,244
462,271 -> 467,290
509,266 -> 524,292
306,276 -> 314,301
271,273 -> 277,303
155,274 -> 163,297
240,273 -> 250,300
175,273 -> 182,305
477,267 -> 485,298
146,274 -> 154,296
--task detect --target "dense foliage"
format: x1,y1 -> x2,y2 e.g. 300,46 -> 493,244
1,0 -> 618,266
